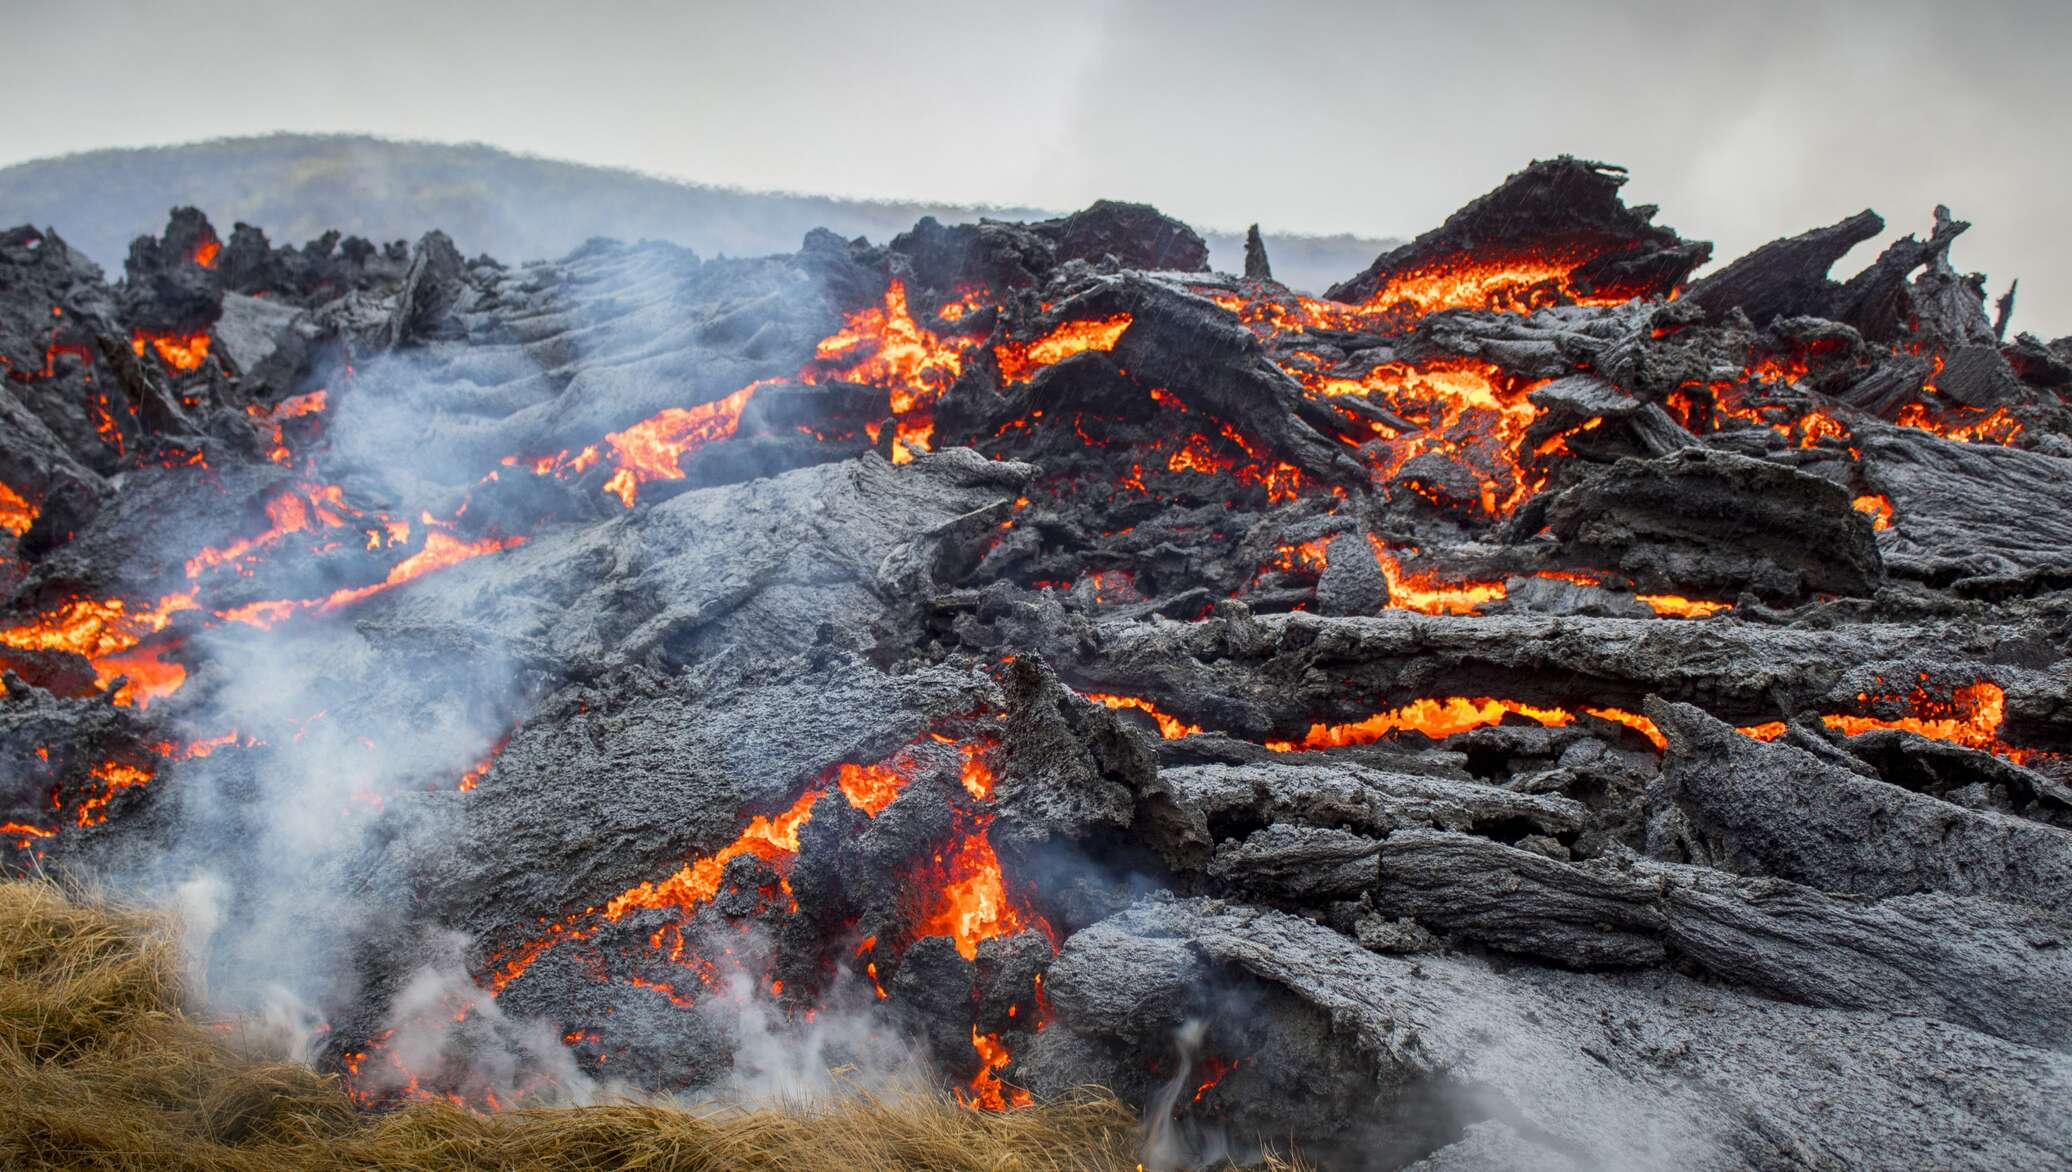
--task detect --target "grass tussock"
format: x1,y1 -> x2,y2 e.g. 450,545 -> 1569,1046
0,878 -> 1229,1171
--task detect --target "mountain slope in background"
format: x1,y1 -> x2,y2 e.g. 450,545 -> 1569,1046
0,133 -> 1394,290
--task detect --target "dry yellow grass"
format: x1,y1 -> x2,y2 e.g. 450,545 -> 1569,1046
0,878 -> 1294,1171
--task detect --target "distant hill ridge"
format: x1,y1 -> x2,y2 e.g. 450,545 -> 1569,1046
0,133 -> 1393,292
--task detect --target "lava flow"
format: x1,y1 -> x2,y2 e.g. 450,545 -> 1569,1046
130,330 -> 211,371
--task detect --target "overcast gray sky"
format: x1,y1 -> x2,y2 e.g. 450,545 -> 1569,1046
8,0 -> 2068,333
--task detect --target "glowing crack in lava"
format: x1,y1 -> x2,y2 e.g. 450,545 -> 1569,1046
130,330 -> 211,371
1852,494 -> 1895,530
1366,538 -> 1507,615
1265,698 -> 1668,752
1082,692 -> 1204,740
485,787 -> 825,995
183,483 -> 354,579
219,527 -> 528,628
993,314 -> 1133,383
1356,253 -> 1633,321
1266,696 -> 1577,750
1637,594 -> 1733,619
470,737 -> 1055,1112
593,381 -> 766,507
542,278 -> 995,502
1823,680 -> 2041,764
246,389 -> 328,465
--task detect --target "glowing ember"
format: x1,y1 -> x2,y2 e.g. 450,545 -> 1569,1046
247,390 -> 328,464
457,736 -> 510,793
1192,1056 -> 1239,1103
192,237 -> 221,269
130,330 -> 211,371
2,822 -> 55,849
994,314 -> 1133,383
1894,402 -> 2024,446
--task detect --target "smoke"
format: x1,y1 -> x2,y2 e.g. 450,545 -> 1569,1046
357,936 -> 608,1108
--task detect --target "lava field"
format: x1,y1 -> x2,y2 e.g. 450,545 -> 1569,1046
3,158 -> 2070,1168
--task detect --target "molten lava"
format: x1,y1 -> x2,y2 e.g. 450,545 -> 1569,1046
1637,594 -> 1732,619
594,381 -> 764,506
1266,696 -> 1573,750
1852,494 -> 1895,531
956,1026 -> 1032,1111
0,481 -> 35,537
130,330 -> 211,371
994,314 -> 1133,383
1822,681 -> 2036,763
488,787 -> 823,994
73,760 -> 154,827
1368,538 -> 1507,615
1356,253 -> 1631,320
909,825 -> 1043,962
835,760 -> 908,817
0,592 -> 197,704
1081,692 -> 1203,740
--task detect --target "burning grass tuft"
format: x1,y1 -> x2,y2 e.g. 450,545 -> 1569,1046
0,879 -> 1282,1171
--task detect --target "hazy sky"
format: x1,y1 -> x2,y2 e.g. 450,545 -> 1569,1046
9,0 -> 2069,333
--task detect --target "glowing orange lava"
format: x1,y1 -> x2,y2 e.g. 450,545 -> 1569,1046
956,1026 -> 1031,1110
1637,594 -> 1732,619
1821,681 -> 2034,762
1266,696 -> 1573,750
994,315 -> 1133,383
1851,494 -> 1894,531
836,760 -> 908,817
73,761 -> 154,827
1357,254 -> 1630,320
130,330 -> 211,371
1369,538 -> 1506,615
594,382 -> 764,506
909,826 -> 1038,962
0,482 -> 35,537
1081,693 -> 1203,740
